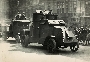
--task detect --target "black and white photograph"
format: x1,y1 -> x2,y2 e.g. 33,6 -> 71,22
0,0 -> 90,62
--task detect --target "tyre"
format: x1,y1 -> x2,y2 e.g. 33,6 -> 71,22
47,38 -> 56,53
70,43 -> 79,52
21,35 -> 29,47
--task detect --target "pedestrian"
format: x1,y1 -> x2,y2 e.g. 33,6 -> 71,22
86,33 -> 90,45
81,29 -> 88,45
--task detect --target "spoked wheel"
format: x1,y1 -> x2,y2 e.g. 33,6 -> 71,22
21,36 -> 28,47
70,43 -> 79,52
47,38 -> 56,53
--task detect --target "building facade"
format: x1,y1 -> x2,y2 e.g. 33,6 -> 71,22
79,0 -> 90,28
8,0 -> 90,28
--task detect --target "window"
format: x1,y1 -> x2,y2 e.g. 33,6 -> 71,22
73,0 -> 77,1
55,2 -> 57,6
74,1 -> 77,8
62,3 -> 64,8
66,0 -> 68,1
57,5 -> 60,9
86,2 -> 88,4
74,2 -> 76,4
69,7 -> 72,12
66,8 -> 68,13
62,8 -> 64,13
57,2 -> 60,9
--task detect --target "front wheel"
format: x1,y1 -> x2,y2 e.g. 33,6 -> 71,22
70,43 -> 79,52
47,38 -> 56,53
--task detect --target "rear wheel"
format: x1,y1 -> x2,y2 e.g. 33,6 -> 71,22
47,38 -> 56,53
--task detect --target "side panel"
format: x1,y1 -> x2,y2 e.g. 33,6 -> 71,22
39,22 -> 49,44
29,22 -> 40,43
30,13 -> 43,43
40,23 -> 49,38
46,14 -> 57,20
19,22 -> 30,29
12,21 -> 20,36
33,13 -> 43,22
53,28 -> 63,45
33,22 -> 40,38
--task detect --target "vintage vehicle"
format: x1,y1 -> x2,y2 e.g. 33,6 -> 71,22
20,10 -> 79,53
6,13 -> 30,42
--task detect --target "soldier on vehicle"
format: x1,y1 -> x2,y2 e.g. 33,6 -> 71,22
20,12 -> 26,20
48,10 -> 52,14
15,12 -> 21,20
40,11 -> 43,14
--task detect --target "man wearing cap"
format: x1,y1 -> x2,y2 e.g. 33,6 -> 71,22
20,12 -> 26,20
15,12 -> 21,20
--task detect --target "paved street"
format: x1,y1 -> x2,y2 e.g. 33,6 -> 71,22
0,38 -> 90,62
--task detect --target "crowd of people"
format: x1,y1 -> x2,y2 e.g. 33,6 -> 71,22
74,27 -> 90,46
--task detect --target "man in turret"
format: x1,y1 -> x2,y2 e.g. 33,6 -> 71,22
20,12 -> 26,20
15,12 -> 21,20
48,10 -> 52,14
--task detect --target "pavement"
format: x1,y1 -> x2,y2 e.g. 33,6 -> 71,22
0,39 -> 89,62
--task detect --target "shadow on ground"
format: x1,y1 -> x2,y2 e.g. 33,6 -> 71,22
8,42 -> 79,55
6,40 -> 17,44
6,41 -> 90,61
